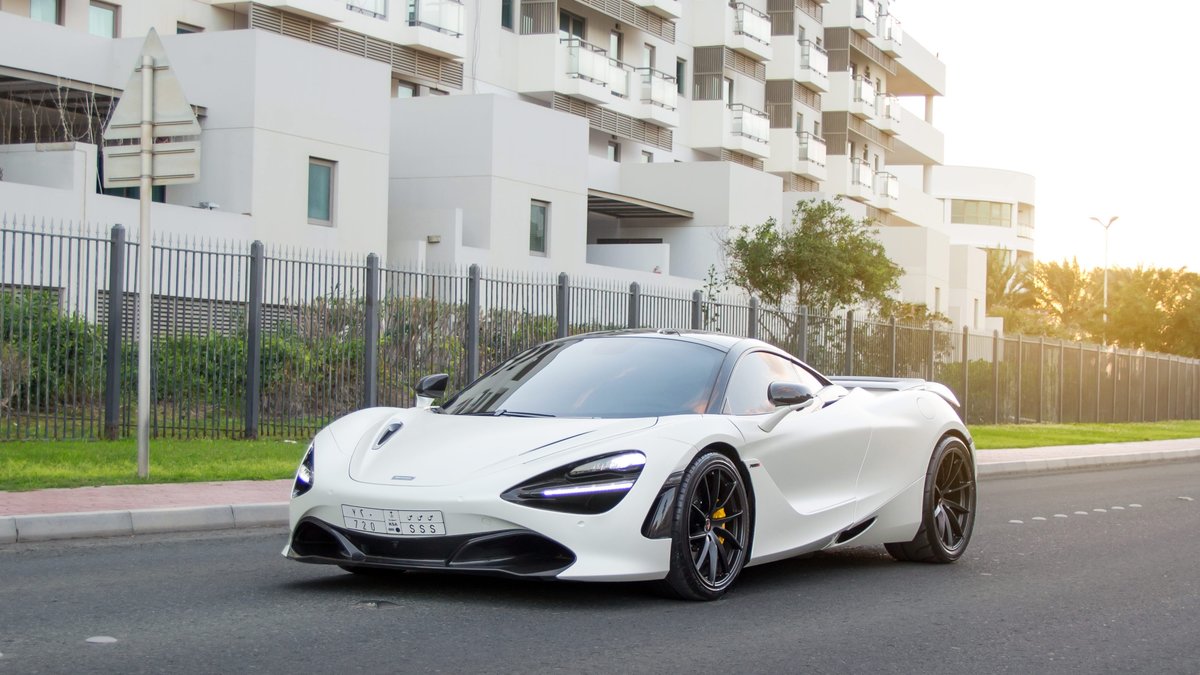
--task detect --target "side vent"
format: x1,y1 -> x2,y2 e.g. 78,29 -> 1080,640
834,517 -> 876,544
373,422 -> 403,450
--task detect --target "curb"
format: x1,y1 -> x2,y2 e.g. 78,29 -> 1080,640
2,449 -> 1199,545
1,502 -> 287,544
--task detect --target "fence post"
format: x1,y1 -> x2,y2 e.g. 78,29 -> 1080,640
104,224 -> 126,440
1141,351 -> 1149,422
556,272 -> 569,339
961,326 -> 969,422
1058,340 -> 1065,423
1037,337 -> 1044,424
992,330 -> 1000,424
363,253 -> 380,409
466,264 -> 481,381
1095,345 -> 1102,422
927,322 -> 936,382
889,317 -> 898,378
627,282 -> 641,328
244,240 -> 264,440
691,290 -> 702,330
844,310 -> 854,376
1015,334 -> 1023,423
797,307 -> 808,362
1077,343 -> 1084,423
748,297 -> 759,339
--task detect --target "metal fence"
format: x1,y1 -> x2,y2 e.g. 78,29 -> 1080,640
1,218 -> 1198,440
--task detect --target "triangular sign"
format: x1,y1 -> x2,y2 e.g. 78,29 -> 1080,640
103,28 -> 201,141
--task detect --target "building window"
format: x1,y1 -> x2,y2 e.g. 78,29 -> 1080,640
933,287 -> 941,314
722,77 -> 734,104
643,43 -> 655,69
347,0 -> 387,19
392,80 -> 417,98
950,199 -> 1013,227
530,200 -> 549,255
609,31 -> 623,60
88,1 -> 118,38
308,158 -> 336,226
676,59 -> 686,97
30,0 -> 61,25
973,299 -> 980,329
607,141 -> 620,162
559,10 -> 584,40
641,151 -> 653,163
176,22 -> 203,34
501,0 -> 514,29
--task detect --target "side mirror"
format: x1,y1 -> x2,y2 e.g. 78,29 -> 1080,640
415,373 -> 449,407
768,381 -> 816,407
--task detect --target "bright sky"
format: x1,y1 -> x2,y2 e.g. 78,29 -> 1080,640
897,1 -> 1200,272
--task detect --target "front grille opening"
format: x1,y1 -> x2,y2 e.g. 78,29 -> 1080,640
450,532 -> 575,576
291,520 -> 346,559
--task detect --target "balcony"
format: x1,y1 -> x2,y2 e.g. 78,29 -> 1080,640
636,67 -> 680,128
394,0 -> 465,58
874,93 -> 901,134
630,0 -> 682,19
879,11 -> 902,56
797,40 -> 829,92
847,157 -> 874,202
850,76 -> 877,118
237,0 -> 347,22
729,3 -> 773,62
518,37 -> 612,104
766,130 -> 826,181
692,102 -> 771,159
872,171 -> 899,211
852,0 -> 878,37
609,58 -> 635,99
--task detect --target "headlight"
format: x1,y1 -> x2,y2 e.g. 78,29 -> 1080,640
501,451 -> 646,514
292,444 -> 315,498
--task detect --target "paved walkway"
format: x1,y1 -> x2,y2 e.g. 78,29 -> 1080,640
2,439 -> 1198,544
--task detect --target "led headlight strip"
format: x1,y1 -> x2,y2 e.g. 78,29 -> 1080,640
502,451 -> 646,514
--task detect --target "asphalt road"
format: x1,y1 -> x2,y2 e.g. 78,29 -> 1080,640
1,462 -> 1198,675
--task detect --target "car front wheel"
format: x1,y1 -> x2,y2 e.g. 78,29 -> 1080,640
664,452 -> 752,601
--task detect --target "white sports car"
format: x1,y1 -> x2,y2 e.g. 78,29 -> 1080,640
284,330 -> 976,600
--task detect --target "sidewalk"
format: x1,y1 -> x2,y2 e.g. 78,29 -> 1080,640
2,439 -> 1198,545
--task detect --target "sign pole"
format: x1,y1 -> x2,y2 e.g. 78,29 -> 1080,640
137,53 -> 154,480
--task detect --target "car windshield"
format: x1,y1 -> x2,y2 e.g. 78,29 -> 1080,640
439,336 -> 725,418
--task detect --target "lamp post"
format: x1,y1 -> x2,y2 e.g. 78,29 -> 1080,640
1089,215 -> 1118,345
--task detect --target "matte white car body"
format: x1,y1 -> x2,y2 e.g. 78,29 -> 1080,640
284,332 -> 972,583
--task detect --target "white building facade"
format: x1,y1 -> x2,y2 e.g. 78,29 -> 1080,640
0,0 -> 1033,323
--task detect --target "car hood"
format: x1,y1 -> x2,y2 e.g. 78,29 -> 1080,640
346,409 -> 658,487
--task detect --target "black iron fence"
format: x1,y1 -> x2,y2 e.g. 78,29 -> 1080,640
1,218 -> 1198,440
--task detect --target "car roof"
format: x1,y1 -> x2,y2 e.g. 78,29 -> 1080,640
550,328 -> 762,353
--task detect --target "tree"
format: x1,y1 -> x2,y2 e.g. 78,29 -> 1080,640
1027,258 -> 1094,339
723,199 -> 901,314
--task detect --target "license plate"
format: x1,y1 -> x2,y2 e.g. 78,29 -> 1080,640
342,505 -> 446,536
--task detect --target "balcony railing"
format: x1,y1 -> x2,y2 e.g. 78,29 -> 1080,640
347,0 -> 387,19
638,67 -> 678,110
564,38 -> 609,86
851,157 -> 874,189
856,0 -> 878,26
609,58 -> 634,98
876,93 -> 900,123
875,172 -> 899,200
732,2 -> 771,46
799,40 -> 828,80
798,132 -> 826,166
730,103 -> 769,143
407,0 -> 463,36
881,12 -> 902,45
854,76 -> 876,106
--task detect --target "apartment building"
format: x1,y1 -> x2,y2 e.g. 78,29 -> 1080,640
0,0 -> 1031,324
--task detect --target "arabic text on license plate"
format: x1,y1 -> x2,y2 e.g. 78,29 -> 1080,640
341,505 -> 446,536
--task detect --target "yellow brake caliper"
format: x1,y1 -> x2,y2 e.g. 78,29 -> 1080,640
712,507 -> 726,544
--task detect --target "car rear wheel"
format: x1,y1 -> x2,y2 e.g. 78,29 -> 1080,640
886,435 -> 976,563
664,452 -> 751,601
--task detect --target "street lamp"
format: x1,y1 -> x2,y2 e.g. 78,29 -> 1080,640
1089,215 -> 1118,345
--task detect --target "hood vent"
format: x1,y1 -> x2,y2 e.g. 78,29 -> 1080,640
373,422 -> 403,450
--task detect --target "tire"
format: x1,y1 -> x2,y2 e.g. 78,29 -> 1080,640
886,435 -> 976,563
663,452 -> 752,601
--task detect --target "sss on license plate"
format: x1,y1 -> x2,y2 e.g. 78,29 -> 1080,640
342,505 -> 446,536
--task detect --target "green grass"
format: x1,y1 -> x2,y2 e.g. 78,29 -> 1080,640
971,421 -> 1200,450
0,438 -> 306,492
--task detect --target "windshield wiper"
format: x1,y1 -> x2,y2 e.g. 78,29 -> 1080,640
452,409 -> 556,418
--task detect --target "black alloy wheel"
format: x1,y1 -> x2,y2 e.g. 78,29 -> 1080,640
886,435 -> 976,563
664,452 -> 752,601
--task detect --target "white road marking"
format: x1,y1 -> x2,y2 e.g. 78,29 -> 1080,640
1094,508 -> 1107,513
1054,514 -> 1069,518
1074,511 -> 1089,515
1008,519 -> 1023,524
1032,516 -> 1047,521
1129,504 -> 1142,508
1179,497 -> 1195,502
85,637 -> 117,645
1111,506 -> 1125,510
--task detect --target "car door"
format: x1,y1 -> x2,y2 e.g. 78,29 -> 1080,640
724,351 -> 873,559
